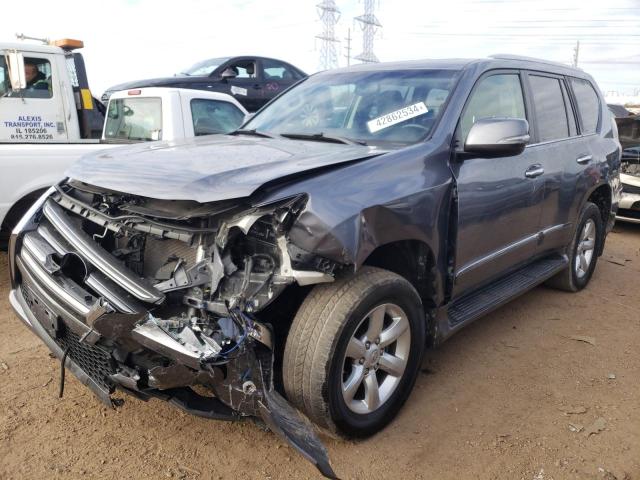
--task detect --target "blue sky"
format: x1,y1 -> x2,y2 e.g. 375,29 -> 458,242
2,0 -> 638,102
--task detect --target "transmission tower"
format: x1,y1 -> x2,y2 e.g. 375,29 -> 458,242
316,0 -> 341,71
354,0 -> 382,64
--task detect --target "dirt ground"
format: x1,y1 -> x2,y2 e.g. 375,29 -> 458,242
1,223 -> 639,480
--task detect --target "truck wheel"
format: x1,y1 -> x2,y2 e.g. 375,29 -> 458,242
546,202 -> 603,292
283,266 -> 426,437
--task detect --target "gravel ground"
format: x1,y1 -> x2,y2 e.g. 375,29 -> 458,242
1,222 -> 639,480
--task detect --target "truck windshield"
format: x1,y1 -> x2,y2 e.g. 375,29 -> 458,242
104,97 -> 162,142
244,68 -> 459,147
180,57 -> 231,76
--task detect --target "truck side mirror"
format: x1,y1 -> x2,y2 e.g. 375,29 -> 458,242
464,117 -> 530,157
5,51 -> 26,91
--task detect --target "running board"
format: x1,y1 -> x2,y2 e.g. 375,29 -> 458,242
448,254 -> 568,328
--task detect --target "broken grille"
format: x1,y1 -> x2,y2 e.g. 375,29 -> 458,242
54,327 -> 116,394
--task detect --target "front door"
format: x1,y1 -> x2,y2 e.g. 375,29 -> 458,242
451,71 -> 544,297
221,59 -> 264,112
0,51 -> 68,142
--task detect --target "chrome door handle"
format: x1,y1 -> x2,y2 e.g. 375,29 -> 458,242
576,154 -> 592,164
525,165 -> 544,178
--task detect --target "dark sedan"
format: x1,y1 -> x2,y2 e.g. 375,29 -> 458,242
101,56 -> 306,112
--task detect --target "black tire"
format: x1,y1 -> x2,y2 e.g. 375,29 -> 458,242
283,266 -> 426,437
546,202 -> 603,292
0,189 -> 47,250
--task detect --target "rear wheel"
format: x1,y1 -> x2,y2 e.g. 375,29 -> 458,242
283,266 -> 426,437
546,202 -> 603,292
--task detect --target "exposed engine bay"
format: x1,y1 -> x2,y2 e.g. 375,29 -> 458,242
11,180 -> 340,478
622,156 -> 640,177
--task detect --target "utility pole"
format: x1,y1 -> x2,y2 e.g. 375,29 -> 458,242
316,0 -> 341,71
354,0 -> 382,64
344,28 -> 352,66
572,40 -> 580,67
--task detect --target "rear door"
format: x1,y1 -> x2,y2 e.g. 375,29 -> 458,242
259,59 -> 305,106
0,51 -> 68,142
524,72 -> 597,254
451,70 -> 544,296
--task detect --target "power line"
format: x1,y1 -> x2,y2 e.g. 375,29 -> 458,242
407,32 -> 640,37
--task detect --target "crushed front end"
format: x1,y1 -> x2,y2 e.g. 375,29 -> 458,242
8,180 -> 338,479
618,152 -> 640,223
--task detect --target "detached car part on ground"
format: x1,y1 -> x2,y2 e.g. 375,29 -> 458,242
9,56 -> 620,478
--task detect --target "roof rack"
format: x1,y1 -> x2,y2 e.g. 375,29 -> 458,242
489,54 -> 580,70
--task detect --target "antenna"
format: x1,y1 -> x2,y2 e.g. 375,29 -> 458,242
15,33 -> 49,45
354,0 -> 382,64
316,0 -> 341,71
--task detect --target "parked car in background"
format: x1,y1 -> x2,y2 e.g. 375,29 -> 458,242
611,108 -> 640,223
0,49 -> 247,249
101,56 -> 307,112
9,55 -> 620,478
608,103 -> 635,118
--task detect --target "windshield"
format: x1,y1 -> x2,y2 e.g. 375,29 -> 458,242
104,97 -> 162,142
244,69 -> 459,146
180,57 -> 231,76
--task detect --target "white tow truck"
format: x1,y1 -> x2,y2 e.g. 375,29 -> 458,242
1,36 -> 248,246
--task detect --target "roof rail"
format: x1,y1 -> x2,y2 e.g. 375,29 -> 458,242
489,54 -> 580,70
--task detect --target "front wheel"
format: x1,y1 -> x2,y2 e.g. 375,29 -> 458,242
283,266 -> 426,437
546,201 -> 603,292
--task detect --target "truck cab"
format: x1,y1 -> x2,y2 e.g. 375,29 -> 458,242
0,37 -> 248,247
103,87 -> 248,142
1,38 -> 103,143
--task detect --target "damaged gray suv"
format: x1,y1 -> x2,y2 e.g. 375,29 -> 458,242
9,55 -> 621,478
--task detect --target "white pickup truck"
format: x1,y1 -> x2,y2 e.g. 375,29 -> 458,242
1,38 -> 248,246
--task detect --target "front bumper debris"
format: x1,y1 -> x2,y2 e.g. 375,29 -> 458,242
9,184 -> 338,478
10,285 -> 337,478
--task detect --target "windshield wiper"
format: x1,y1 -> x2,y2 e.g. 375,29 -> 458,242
231,128 -> 275,139
279,132 -> 366,146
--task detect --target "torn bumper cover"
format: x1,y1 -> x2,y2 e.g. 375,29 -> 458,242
8,183 -> 338,479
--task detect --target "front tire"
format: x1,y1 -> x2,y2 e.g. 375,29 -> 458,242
546,202 -> 603,292
283,266 -> 426,437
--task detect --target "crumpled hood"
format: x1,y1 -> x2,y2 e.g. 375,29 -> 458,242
66,135 -> 385,203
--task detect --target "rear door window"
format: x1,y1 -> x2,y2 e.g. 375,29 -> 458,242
528,75 -> 570,143
570,78 -> 600,134
191,98 -> 245,135
262,59 -> 304,81
459,73 -> 526,144
104,97 -> 162,141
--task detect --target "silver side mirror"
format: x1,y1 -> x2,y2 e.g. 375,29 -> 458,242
465,117 -> 530,157
5,51 -> 26,90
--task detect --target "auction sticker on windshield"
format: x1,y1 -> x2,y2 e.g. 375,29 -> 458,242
368,102 -> 428,133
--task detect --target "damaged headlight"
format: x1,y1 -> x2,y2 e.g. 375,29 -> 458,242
9,186 -> 56,287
